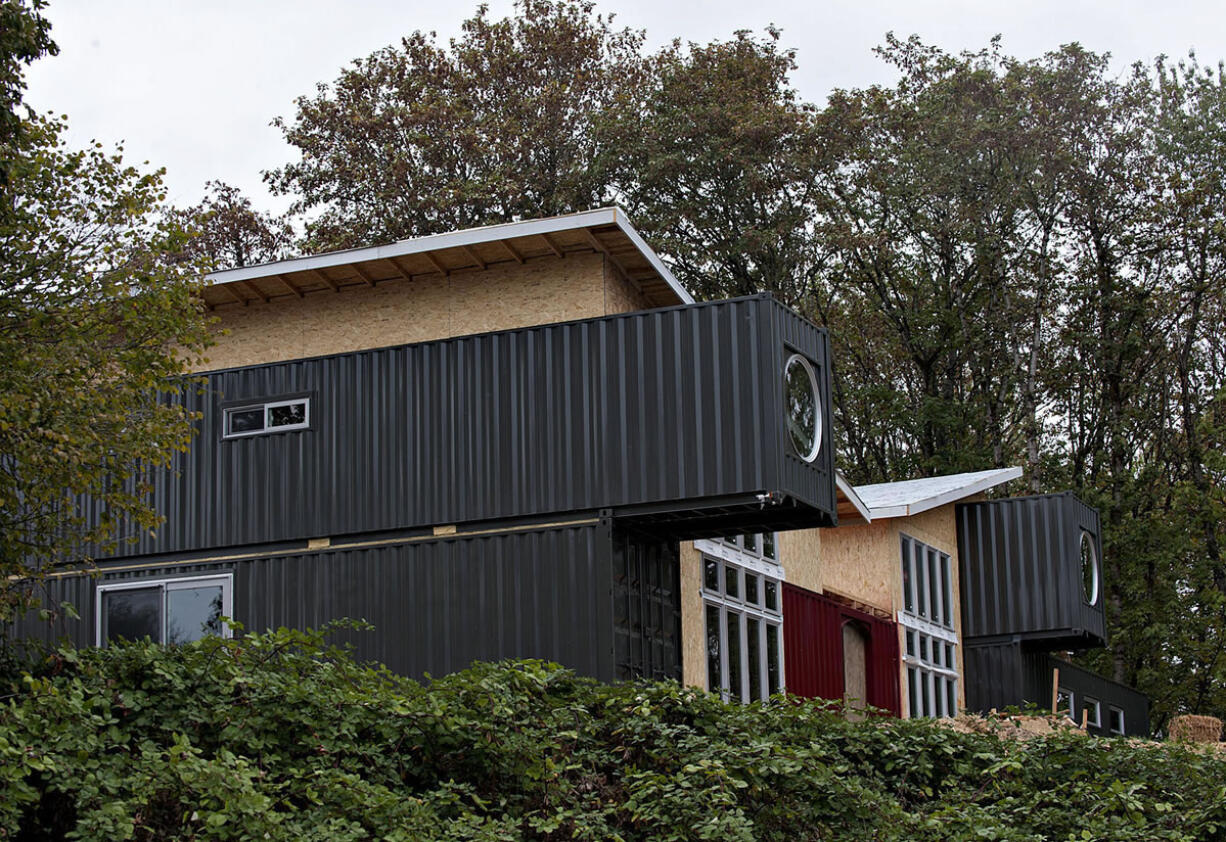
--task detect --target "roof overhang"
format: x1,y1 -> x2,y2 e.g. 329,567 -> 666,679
200,207 -> 693,310
835,471 -> 874,525
854,466 -> 1024,520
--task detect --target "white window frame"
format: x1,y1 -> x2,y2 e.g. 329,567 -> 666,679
1083,696 -> 1102,728
695,531 -> 781,576
899,534 -> 959,718
1056,686 -> 1075,720
700,550 -> 784,703
1108,705 -> 1126,735
223,397 -> 311,439
95,573 -> 233,646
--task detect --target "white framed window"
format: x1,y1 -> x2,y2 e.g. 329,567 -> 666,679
900,534 -> 959,718
698,532 -> 778,568
96,574 -> 233,646
701,552 -> 783,703
1056,687 -> 1075,720
1082,696 -> 1102,728
223,396 -> 311,438
1108,705 -> 1125,735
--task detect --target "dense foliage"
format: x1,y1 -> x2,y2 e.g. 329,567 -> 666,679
2,630 -> 1224,841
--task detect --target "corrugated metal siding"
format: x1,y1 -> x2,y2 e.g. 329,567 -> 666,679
13,519 -> 689,685
963,639 -> 1028,713
81,295 -> 834,561
963,641 -> 1149,736
782,583 -> 900,715
1031,653 -> 1150,737
957,493 -> 1106,646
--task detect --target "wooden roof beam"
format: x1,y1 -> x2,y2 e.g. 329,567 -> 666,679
422,250 -> 451,277
388,255 -> 416,281
500,239 -> 525,264
461,245 -> 487,271
221,284 -> 248,307
541,232 -> 565,258
352,263 -> 377,287
311,269 -> 340,293
240,280 -> 270,304
276,274 -> 305,298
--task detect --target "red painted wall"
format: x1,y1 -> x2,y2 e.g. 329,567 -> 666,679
782,583 -> 901,715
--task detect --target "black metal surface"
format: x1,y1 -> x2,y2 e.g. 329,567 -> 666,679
78,295 -> 834,561
957,493 -> 1106,647
962,639 -> 1149,736
11,517 -> 688,685
611,526 -> 682,681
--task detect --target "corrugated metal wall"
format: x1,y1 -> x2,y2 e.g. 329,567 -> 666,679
957,493 -> 1106,646
13,519 -> 686,684
782,583 -> 901,715
963,639 -> 1149,736
80,295 -> 834,561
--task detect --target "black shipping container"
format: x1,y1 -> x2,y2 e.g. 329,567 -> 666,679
957,493 -> 1106,647
963,638 -> 1148,737
78,294 -> 834,561
13,517 -> 682,684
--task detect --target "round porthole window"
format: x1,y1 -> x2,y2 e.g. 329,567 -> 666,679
784,354 -> 821,463
1081,531 -> 1099,606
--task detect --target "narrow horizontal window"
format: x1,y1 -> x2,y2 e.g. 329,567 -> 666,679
223,397 -> 311,438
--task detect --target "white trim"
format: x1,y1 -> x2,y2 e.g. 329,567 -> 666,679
856,466 -> 1023,519
784,354 -> 822,463
898,612 -> 960,644
693,538 -> 785,580
205,207 -> 694,306
96,573 -> 233,645
835,471 -> 873,523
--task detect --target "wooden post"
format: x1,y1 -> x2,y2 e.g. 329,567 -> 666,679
1050,668 -> 1060,715
1080,707 -> 1089,730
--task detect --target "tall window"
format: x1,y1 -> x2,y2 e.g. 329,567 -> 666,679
699,534 -> 783,702
900,535 -> 958,718
97,575 -> 232,646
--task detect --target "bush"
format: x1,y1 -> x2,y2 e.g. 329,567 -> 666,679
2,628 -> 1223,840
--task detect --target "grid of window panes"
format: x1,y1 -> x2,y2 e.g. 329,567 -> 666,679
902,625 -> 959,718
900,535 -> 959,718
702,555 -> 783,703
721,532 -> 777,561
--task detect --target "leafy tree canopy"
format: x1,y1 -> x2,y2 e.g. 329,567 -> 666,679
0,3 -> 212,623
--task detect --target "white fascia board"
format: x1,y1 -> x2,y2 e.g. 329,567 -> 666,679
835,471 -> 873,523
608,207 -> 693,304
865,466 -> 1024,519
205,208 -> 692,305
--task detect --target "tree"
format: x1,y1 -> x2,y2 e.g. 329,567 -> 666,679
0,0 -> 54,187
169,180 -> 293,270
612,29 -> 825,306
0,17 -> 212,624
267,0 -> 646,251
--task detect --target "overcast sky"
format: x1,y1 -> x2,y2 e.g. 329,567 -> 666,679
22,0 -> 1226,216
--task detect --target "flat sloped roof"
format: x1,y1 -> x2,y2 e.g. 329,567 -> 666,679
200,207 -> 693,310
853,467 -> 1023,519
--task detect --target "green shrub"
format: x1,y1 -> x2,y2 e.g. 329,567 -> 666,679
2,628 -> 1223,840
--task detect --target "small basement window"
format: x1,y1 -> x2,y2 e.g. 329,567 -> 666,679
97,575 -> 232,645
1108,705 -> 1125,735
223,397 -> 310,438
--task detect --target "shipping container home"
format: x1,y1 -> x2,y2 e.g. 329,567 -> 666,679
956,493 -> 1106,647
956,493 -> 1146,732
16,209 -> 840,687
